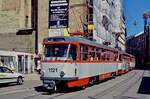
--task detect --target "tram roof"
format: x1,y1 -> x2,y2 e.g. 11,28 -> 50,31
44,36 -> 134,57
45,36 -> 135,57
44,36 -> 118,52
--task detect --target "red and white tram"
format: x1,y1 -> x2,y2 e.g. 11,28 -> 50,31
40,36 -> 135,90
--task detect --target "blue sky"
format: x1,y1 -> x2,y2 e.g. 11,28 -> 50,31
123,0 -> 150,36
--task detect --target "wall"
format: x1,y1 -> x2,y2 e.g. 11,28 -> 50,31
38,0 -> 49,54
0,0 -> 35,53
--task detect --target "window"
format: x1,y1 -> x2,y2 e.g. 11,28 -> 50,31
45,44 -> 68,57
69,45 -> 77,60
89,47 -> 95,61
1,67 -> 12,73
96,48 -> 101,61
114,53 -> 118,61
0,68 -> 3,73
0,56 -> 16,69
80,45 -> 88,61
101,50 -> 114,61
101,50 -> 105,60
44,44 -> 77,61
44,44 -> 69,60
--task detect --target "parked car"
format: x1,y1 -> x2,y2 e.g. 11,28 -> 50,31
0,66 -> 24,85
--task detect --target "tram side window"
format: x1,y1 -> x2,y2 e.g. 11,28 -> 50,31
96,48 -> 101,61
107,51 -> 114,61
106,54 -> 109,61
89,47 -> 95,61
101,50 -> 109,61
114,53 -> 118,61
69,45 -> 77,60
119,55 -> 122,62
80,45 -> 88,61
106,52 -> 109,61
101,50 -> 105,60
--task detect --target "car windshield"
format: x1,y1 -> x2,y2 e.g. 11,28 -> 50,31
0,67 -> 12,73
44,44 -> 77,61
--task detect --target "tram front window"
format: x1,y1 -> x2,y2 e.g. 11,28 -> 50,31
44,44 -> 77,61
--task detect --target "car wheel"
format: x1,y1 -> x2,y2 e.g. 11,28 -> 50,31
17,77 -> 23,85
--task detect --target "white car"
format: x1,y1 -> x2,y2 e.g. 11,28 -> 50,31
0,66 -> 24,85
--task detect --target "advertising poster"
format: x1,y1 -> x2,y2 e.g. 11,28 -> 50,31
49,0 -> 69,29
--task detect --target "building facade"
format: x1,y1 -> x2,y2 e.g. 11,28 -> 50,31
0,0 -> 37,73
0,0 -> 35,53
126,12 -> 150,65
143,12 -> 150,64
0,0 -> 126,54
47,0 -> 126,53
93,0 -> 126,51
126,32 -> 147,65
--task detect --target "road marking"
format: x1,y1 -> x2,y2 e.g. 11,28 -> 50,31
0,88 -> 34,96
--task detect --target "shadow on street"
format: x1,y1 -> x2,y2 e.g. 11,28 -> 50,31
34,85 -> 86,95
34,85 -> 54,95
135,64 -> 150,70
0,83 -> 19,88
138,77 -> 150,95
34,85 -> 51,93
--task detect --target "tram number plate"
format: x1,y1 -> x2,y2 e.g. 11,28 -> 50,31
49,68 -> 57,72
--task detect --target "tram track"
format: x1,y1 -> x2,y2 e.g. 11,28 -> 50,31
45,70 -> 139,99
19,88 -> 66,99
113,70 -> 145,99
88,70 -> 144,99
6,70 -> 141,99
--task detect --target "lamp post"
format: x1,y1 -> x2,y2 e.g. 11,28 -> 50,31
32,0 -> 38,55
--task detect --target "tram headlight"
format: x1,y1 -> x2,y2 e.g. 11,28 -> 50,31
60,71 -> 65,78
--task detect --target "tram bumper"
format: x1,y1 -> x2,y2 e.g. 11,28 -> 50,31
41,77 -> 78,90
43,80 -> 56,90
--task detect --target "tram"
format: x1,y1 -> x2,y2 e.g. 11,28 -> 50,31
40,36 -> 135,90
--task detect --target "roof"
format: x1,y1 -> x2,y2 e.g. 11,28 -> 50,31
126,31 -> 144,40
134,31 -> 144,37
44,36 -> 118,52
44,36 -> 134,56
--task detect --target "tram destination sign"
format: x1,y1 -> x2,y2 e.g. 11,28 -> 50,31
49,0 -> 69,29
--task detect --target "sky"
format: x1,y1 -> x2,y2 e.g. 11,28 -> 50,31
123,0 -> 150,36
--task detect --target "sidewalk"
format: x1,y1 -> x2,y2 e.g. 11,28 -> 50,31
24,73 -> 41,81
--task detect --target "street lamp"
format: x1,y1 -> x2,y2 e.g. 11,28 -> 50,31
32,0 -> 38,55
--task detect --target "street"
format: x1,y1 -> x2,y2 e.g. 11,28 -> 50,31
0,70 -> 150,99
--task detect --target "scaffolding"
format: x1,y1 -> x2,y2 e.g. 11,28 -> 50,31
68,0 -> 94,40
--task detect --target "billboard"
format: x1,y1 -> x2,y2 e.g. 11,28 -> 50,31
49,0 -> 69,29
